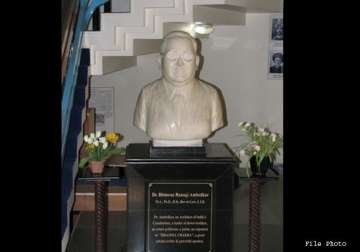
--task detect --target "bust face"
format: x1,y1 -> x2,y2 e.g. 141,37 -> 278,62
162,37 -> 198,86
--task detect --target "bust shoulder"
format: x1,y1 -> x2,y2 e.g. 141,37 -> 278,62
138,79 -> 164,103
141,79 -> 162,93
197,80 -> 220,97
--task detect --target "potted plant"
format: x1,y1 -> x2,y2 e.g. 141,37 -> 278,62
79,131 -> 125,174
237,122 -> 283,177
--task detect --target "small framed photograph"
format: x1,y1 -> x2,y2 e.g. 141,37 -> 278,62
271,17 -> 283,41
268,50 -> 283,79
270,14 -> 283,48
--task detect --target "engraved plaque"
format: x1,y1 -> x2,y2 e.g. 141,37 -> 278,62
147,183 -> 213,252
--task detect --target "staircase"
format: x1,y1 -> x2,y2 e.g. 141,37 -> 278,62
61,48 -> 90,251
83,0 -> 252,75
61,1 -> 109,251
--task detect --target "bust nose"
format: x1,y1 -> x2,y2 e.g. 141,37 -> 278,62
176,57 -> 184,66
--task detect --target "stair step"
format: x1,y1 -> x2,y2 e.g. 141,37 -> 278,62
83,0 -> 282,75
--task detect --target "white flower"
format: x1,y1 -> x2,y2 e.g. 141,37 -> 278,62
87,137 -> 94,144
96,131 -> 102,138
271,133 -> 277,142
238,122 -> 245,127
245,122 -> 251,128
84,135 -> 89,143
253,151 -> 257,155
254,145 -> 260,151
258,128 -> 265,132
262,132 -> 267,136
94,140 -> 99,147
102,142 -> 108,150
239,150 -> 246,156
99,137 -> 107,144
90,133 -> 95,139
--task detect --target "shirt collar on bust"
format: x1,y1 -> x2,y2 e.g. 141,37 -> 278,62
162,78 -> 196,101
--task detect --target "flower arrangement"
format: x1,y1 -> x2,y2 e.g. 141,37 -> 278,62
79,131 -> 125,169
237,122 -> 283,175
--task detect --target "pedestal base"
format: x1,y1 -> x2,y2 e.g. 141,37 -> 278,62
125,143 -> 238,252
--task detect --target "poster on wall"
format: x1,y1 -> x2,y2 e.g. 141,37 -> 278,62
268,49 -> 284,79
88,87 -> 114,133
270,14 -> 283,46
268,49 -> 283,79
268,13 -> 283,79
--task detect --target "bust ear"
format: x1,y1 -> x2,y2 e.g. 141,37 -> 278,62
195,55 -> 200,68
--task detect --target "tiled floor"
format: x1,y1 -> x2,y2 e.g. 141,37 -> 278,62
67,172 -> 283,252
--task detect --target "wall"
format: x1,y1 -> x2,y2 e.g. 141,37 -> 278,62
111,0 -> 130,13
200,13 -> 283,162
90,12 -> 283,163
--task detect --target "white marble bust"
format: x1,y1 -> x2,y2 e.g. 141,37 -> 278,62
133,31 -> 225,146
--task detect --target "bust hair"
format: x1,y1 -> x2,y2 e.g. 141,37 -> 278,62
160,31 -> 198,55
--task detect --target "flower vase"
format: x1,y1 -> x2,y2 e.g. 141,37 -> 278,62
249,156 -> 273,177
89,160 -> 105,174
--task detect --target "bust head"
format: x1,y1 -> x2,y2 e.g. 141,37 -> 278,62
133,31 -> 225,146
160,31 -> 200,87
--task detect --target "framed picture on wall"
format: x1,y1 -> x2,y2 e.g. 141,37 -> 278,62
271,17 -> 283,40
270,14 -> 283,47
268,49 -> 283,79
88,87 -> 115,133
268,13 -> 283,79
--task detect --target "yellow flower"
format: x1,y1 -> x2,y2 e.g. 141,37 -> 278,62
106,132 -> 120,144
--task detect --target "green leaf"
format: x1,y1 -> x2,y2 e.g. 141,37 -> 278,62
79,156 -> 91,169
101,147 -> 126,160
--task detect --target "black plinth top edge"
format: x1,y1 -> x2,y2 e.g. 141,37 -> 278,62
125,142 -> 239,163
238,176 -> 280,182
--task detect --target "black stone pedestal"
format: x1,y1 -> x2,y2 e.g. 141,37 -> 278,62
125,143 -> 238,252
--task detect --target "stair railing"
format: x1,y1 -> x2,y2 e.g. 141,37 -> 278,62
61,0 -> 109,161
